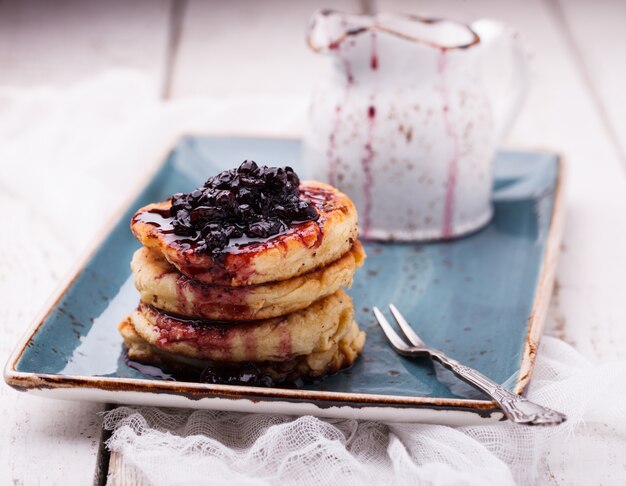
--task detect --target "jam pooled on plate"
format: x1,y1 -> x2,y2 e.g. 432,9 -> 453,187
169,160 -> 319,254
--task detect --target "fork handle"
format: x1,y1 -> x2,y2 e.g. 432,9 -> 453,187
429,351 -> 566,425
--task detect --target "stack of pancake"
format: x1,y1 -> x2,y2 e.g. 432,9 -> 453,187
119,179 -> 366,384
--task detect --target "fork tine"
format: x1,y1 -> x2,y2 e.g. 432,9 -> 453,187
389,304 -> 427,347
372,307 -> 412,353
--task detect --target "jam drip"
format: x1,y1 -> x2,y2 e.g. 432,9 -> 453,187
124,354 -> 328,389
361,103 -> 376,237
327,39 -> 355,187
164,161 -> 319,255
200,362 -> 275,387
437,49 -> 459,238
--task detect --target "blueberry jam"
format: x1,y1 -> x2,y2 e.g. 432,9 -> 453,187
200,363 -> 276,387
168,161 -> 319,255
144,359 -> 322,389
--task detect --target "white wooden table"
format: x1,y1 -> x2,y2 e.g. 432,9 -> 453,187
1,0 -> 625,484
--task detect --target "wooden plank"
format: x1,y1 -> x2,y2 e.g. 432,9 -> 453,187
554,0 -> 626,166
378,0 -> 626,363
0,0 -> 171,90
107,451 -> 151,486
169,0 -> 363,98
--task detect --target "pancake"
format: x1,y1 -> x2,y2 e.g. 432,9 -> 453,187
132,241 -> 366,321
131,181 -> 358,286
119,316 -> 366,383
127,289 -> 356,363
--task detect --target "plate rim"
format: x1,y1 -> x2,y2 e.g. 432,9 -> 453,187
4,134 -> 565,416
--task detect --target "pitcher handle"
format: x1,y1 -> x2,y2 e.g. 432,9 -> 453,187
471,19 -> 530,142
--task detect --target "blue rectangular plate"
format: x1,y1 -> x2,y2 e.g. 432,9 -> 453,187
5,136 -> 563,424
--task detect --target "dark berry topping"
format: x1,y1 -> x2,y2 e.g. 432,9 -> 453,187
168,161 -> 318,255
199,363 -> 275,387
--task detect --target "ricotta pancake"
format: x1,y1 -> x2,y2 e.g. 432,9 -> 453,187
121,161 -> 366,386
128,290 -> 355,363
132,241 -> 365,321
131,181 -> 358,286
119,316 -> 366,383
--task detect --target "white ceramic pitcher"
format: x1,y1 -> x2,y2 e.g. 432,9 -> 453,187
302,11 -> 529,240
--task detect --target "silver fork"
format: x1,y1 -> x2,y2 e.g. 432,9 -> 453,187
373,305 -> 567,426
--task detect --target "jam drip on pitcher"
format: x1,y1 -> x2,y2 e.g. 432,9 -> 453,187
370,31 -> 378,70
437,48 -> 459,238
327,104 -> 343,187
326,40 -> 355,187
359,31 -> 379,238
361,103 -> 376,237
